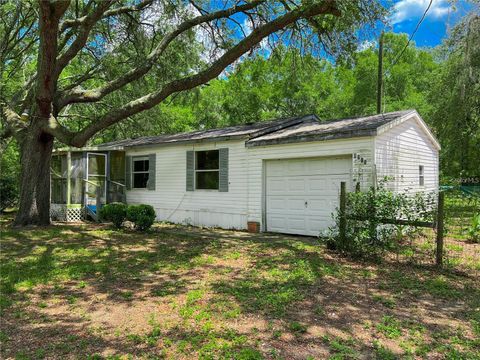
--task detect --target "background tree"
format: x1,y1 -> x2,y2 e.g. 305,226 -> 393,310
0,0 -> 385,225
189,33 -> 438,125
428,14 -> 480,178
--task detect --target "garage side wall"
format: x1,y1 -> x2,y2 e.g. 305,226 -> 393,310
246,137 -> 376,229
125,140 -> 249,229
375,117 -> 439,193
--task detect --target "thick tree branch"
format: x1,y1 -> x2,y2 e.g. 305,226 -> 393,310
54,0 -> 113,79
56,0 -> 266,109
59,0 -> 154,32
47,0 -> 341,146
0,106 -> 26,144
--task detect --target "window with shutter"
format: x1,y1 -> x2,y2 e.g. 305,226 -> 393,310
195,150 -> 219,190
219,148 -> 229,192
148,154 -> 156,190
186,151 -> 194,191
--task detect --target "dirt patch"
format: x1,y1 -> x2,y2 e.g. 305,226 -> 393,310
1,222 -> 479,359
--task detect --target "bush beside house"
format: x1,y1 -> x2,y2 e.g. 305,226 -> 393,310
99,203 -> 128,229
126,204 -> 156,231
100,203 -> 156,231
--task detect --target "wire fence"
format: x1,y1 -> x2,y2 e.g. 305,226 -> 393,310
386,190 -> 480,276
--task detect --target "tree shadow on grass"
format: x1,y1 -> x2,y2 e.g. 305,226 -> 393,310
1,223 -> 479,359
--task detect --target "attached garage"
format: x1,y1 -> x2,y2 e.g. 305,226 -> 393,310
265,156 -> 352,236
60,110 -> 439,235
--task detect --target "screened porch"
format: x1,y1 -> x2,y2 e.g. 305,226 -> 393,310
50,150 -> 126,221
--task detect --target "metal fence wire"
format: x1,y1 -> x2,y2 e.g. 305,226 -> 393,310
387,190 -> 480,276
442,190 -> 480,273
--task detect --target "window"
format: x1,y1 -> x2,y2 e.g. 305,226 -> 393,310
419,165 -> 424,186
133,157 -> 149,188
195,150 -> 219,190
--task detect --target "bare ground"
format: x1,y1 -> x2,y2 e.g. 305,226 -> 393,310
1,222 -> 479,359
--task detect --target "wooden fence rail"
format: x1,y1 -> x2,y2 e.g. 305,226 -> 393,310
339,182 -> 445,267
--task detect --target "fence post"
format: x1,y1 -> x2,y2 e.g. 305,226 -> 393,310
436,191 -> 445,267
339,182 -> 347,246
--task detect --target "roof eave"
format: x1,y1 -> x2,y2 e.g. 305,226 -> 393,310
245,129 -> 376,147
53,145 -> 125,153
123,134 -> 250,150
375,110 -> 441,150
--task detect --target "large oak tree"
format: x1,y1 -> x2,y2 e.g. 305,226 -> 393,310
0,0 -> 384,226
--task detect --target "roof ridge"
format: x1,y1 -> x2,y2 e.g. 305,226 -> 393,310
247,114 -> 319,140
318,109 -> 415,125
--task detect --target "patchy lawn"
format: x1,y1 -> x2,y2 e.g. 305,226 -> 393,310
0,222 -> 479,359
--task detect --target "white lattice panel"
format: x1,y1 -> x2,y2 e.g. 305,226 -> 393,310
50,204 -> 85,222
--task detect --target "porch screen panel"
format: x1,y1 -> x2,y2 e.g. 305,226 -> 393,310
51,155 -> 67,204
110,151 -> 126,184
70,153 -> 84,204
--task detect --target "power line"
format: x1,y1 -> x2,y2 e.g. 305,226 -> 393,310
390,0 -> 433,67
381,0 -> 434,113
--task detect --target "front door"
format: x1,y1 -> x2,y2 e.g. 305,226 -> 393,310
86,153 -> 107,212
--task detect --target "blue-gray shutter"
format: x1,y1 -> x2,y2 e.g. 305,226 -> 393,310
148,153 -> 156,190
219,148 -> 229,192
125,156 -> 132,190
186,151 -> 194,191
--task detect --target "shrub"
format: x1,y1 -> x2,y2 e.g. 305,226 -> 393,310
0,176 -> 18,212
99,202 -> 128,229
127,204 -> 156,231
468,213 -> 480,243
0,142 -> 20,212
320,184 -> 436,260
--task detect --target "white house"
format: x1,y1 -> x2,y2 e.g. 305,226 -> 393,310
51,109 -> 440,236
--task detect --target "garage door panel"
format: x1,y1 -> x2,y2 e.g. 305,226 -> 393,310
268,197 -> 305,213
306,217 -> 329,236
287,217 -> 307,233
287,178 -> 306,192
307,177 -> 328,191
267,178 -> 286,192
267,216 -> 288,232
266,156 -> 352,236
306,199 -> 332,213
287,160 -> 307,174
267,197 -> 286,211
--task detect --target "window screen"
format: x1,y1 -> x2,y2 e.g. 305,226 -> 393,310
132,157 -> 149,188
419,165 -> 424,186
195,150 -> 219,190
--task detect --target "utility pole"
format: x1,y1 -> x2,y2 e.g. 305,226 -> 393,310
377,31 -> 384,114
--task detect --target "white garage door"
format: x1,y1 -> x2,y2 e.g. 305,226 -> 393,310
265,156 -> 352,236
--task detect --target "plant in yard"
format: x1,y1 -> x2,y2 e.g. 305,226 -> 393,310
127,204 -> 156,231
467,213 -> 480,243
320,183 -> 436,260
99,202 -> 127,229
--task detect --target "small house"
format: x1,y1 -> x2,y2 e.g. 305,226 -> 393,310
50,110 -> 440,235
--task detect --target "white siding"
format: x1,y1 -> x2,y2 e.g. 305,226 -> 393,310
125,137 -> 375,231
126,140 -> 249,229
375,117 -> 439,193
123,116 -> 438,232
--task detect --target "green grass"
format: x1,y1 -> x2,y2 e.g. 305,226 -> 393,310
376,316 -> 402,339
1,222 -> 478,359
444,192 -> 480,241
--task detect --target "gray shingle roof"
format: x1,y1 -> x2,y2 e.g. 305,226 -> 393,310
245,110 -> 416,147
76,110 -> 417,152
95,114 -> 318,149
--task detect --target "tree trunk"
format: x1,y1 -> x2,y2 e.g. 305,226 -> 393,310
14,125 -> 54,226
